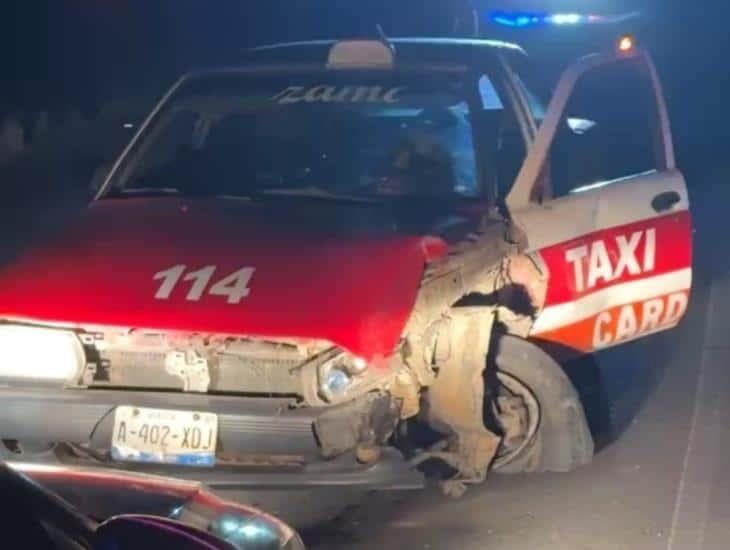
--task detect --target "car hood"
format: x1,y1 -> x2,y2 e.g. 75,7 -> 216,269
0,197 -> 458,361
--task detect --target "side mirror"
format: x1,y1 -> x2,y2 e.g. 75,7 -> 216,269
566,117 -> 597,135
94,515 -> 237,550
89,161 -> 114,195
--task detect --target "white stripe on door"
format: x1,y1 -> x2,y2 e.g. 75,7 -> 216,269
532,267 -> 692,334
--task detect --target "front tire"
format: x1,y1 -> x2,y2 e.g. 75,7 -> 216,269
489,334 -> 594,474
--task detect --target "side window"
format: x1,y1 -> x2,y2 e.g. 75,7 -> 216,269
547,61 -> 659,198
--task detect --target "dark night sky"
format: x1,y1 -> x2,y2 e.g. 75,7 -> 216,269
4,0 -> 485,108
2,1 -> 728,147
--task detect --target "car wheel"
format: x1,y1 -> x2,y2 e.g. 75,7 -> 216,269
488,334 -> 594,474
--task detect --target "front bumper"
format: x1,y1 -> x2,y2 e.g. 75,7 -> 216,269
0,386 -> 423,490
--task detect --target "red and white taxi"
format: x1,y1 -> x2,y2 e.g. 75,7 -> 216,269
0,37 -> 691,495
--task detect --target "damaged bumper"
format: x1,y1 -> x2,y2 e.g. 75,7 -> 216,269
0,386 -> 423,490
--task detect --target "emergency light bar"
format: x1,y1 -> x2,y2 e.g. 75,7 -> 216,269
488,10 -> 641,28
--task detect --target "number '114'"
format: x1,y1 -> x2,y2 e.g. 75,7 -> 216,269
153,265 -> 255,304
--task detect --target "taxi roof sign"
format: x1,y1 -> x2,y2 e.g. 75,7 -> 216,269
327,40 -> 395,70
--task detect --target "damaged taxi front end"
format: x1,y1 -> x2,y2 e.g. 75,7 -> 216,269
0,194 -> 535,490
0,211 -> 526,491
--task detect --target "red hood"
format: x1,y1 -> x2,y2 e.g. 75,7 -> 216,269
0,198 -> 448,361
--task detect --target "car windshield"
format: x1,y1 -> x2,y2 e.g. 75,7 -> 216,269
107,70 -> 493,200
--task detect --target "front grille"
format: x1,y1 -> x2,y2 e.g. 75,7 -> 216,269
104,350 -> 180,389
216,352 -> 303,394
84,334 -> 320,396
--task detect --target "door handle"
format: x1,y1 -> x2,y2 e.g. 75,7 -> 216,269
651,191 -> 681,213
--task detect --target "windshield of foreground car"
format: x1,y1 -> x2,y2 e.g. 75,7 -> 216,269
105,69 -> 498,200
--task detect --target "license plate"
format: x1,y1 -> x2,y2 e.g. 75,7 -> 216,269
111,406 -> 218,467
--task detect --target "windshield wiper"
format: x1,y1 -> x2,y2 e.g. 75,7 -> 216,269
115,187 -> 182,196
115,188 -> 254,200
112,185 -> 374,204
258,186 -> 378,203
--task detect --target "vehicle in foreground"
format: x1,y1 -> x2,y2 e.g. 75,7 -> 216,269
0,37 -> 692,497
0,461 -> 305,549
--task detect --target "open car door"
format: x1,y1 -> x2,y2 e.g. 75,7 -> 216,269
506,47 -> 692,354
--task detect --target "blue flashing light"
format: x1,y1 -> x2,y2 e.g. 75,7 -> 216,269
492,15 -> 519,27
489,11 -> 546,28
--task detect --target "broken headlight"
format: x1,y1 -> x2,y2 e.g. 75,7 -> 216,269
317,352 -> 368,403
0,325 -> 84,383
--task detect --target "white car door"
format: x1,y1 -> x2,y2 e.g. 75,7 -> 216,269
506,47 -> 692,354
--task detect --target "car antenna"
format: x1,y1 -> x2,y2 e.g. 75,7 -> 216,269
471,7 -> 480,37
375,24 -> 396,54
449,1 -> 480,37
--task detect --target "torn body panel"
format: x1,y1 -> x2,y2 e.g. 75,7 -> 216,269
400,215 -> 520,384
399,214 -> 547,395
421,308 -> 501,490
389,218 -> 551,486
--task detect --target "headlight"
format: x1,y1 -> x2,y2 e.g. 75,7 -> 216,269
0,325 -> 84,382
317,352 -> 369,403
210,514 -> 304,550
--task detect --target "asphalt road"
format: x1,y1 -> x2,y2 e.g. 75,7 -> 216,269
298,170 -> 729,549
